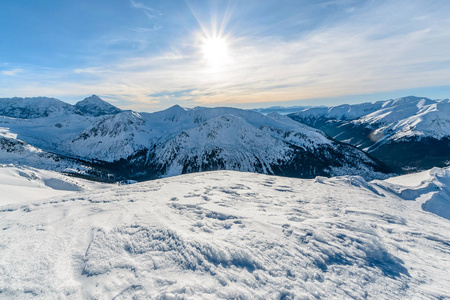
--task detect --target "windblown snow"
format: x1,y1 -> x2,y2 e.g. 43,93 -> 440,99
0,166 -> 449,299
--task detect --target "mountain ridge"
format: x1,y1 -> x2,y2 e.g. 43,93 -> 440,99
0,95 -> 122,119
288,96 -> 450,172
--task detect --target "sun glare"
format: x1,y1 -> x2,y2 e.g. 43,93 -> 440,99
201,36 -> 230,67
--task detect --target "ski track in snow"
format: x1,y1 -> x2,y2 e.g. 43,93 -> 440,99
0,169 -> 449,299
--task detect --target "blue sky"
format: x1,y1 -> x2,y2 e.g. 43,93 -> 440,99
1,0 -> 450,111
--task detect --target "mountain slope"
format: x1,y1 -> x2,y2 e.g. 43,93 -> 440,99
288,96 -> 450,172
0,169 -> 449,298
0,127 -> 98,177
0,164 -> 109,206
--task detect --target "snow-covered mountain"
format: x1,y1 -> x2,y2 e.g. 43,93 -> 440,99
288,96 -> 450,172
0,167 -> 449,298
0,97 -> 75,119
0,96 -> 390,181
0,95 -> 122,119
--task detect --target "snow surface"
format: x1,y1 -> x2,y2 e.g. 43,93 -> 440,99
0,167 -> 449,299
376,167 -> 450,220
0,165 -> 109,206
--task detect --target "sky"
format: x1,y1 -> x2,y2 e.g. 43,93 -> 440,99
1,0 -> 450,112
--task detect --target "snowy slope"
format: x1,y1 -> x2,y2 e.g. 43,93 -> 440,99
288,96 -> 450,171
376,167 -> 450,220
0,99 -> 390,180
0,169 -> 449,299
0,165 -> 109,206
0,95 -> 122,119
0,127 -> 96,176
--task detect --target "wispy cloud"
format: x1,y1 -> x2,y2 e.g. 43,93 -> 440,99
1,68 -> 23,76
2,1 -> 450,111
130,0 -> 162,19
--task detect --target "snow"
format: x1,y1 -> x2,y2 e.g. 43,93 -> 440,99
0,129 -> 95,176
0,167 -> 449,298
251,105 -> 313,115
376,167 -> 450,220
0,165 -> 109,206
384,168 -> 435,187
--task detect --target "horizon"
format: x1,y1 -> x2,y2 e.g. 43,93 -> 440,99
2,93 -> 446,113
1,0 -> 450,111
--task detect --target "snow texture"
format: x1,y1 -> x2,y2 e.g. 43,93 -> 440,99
0,168 -> 449,299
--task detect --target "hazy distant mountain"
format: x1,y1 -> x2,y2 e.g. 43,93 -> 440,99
0,96 -> 389,181
0,95 -> 122,119
74,95 -> 122,117
252,105 -> 317,115
0,97 -> 75,119
288,96 -> 450,172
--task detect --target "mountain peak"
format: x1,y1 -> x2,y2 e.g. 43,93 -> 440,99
153,104 -> 188,121
82,94 -> 103,103
166,104 -> 186,112
75,95 -> 121,117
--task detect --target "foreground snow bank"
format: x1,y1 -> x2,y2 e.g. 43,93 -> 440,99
0,164 -> 108,206
377,167 -> 450,220
0,170 -> 449,299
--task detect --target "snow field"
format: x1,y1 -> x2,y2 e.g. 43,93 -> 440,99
0,170 -> 449,299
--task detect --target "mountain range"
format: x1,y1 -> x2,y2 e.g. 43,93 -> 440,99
0,95 -> 389,181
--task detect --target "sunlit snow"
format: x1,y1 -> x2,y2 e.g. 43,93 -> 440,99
0,166 -> 449,298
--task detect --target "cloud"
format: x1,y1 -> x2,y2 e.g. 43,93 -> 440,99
2,1 -> 450,111
1,68 -> 23,76
130,0 -> 162,19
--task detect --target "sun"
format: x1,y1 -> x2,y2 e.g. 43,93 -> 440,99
201,36 -> 230,67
